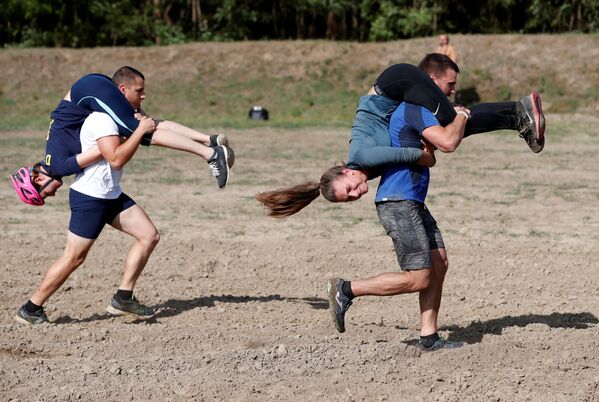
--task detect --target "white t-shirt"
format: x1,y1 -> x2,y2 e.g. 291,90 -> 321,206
70,112 -> 123,199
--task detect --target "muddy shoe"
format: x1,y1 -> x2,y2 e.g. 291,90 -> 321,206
518,92 -> 545,153
14,305 -> 49,326
326,278 -> 352,333
419,336 -> 464,352
207,145 -> 230,189
106,295 -> 155,320
210,134 -> 235,168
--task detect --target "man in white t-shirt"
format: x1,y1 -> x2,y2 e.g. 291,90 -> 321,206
15,111 -> 158,325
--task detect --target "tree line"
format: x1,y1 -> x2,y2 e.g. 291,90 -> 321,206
2,0 -> 597,47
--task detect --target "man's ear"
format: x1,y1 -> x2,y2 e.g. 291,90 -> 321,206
118,84 -> 127,94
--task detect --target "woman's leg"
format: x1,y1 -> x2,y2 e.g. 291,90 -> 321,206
155,120 -> 211,145
150,129 -> 215,160
347,96 -> 425,170
375,64 -> 457,127
70,74 -> 140,136
465,102 -> 521,137
70,74 -> 235,166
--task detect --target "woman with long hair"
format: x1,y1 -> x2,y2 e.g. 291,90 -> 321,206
257,54 -> 545,218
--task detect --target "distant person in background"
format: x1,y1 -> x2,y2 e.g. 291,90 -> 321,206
436,34 -> 458,64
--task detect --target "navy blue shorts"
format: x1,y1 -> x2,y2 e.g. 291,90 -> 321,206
69,189 -> 136,239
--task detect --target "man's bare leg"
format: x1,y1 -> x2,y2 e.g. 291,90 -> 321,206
351,269 -> 430,296
419,248 -> 448,336
14,232 -> 95,325
105,204 -> 159,319
30,233 -> 96,306
110,204 -> 159,292
326,269 -> 431,333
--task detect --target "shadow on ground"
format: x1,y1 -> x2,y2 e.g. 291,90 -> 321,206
53,294 -> 328,324
154,294 -> 328,319
442,311 -> 598,344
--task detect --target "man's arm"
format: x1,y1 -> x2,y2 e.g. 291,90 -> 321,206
421,106 -> 469,152
98,116 -> 155,170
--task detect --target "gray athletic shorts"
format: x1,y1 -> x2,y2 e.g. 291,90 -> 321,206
376,200 -> 444,270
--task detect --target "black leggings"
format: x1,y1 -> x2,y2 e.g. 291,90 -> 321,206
375,64 -> 519,134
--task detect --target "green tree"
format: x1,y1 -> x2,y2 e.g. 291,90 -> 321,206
369,0 -> 435,41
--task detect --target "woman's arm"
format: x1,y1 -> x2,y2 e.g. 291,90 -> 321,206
417,140 -> 436,167
75,146 -> 103,168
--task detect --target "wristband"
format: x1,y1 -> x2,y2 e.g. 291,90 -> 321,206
457,111 -> 470,119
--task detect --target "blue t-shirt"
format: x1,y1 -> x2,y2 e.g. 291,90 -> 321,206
375,102 -> 439,203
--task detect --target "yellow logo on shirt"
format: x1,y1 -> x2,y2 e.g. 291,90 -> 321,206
45,119 -> 54,141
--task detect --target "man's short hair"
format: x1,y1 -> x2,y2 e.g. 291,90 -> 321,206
418,53 -> 459,77
112,66 -> 145,86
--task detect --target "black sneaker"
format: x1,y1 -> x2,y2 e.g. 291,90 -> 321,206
210,134 -> 235,168
326,278 -> 352,333
207,145 -> 230,189
106,295 -> 155,319
518,92 -> 545,153
419,336 -> 464,352
14,305 -> 49,326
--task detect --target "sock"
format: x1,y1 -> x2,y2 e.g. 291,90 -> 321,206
341,280 -> 354,300
419,332 -> 440,348
115,289 -> 133,301
24,300 -> 43,313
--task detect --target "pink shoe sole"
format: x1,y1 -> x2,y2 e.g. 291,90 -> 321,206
530,92 -> 545,140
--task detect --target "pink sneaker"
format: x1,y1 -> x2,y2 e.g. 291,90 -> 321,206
518,92 -> 545,153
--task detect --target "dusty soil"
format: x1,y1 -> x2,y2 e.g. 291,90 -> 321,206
1,114 -> 598,401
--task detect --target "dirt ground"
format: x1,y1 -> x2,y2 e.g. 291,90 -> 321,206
1,115 -> 598,401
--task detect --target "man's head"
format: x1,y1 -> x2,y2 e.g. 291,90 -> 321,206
419,53 -> 459,96
438,34 -> 449,46
10,164 -> 63,206
112,66 -> 146,111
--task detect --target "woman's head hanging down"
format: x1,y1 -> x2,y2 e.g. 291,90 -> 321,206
256,164 -> 370,218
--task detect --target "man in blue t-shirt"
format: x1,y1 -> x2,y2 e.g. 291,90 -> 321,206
325,54 -> 473,351
374,101 -> 439,204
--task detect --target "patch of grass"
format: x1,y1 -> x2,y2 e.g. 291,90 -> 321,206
1,37 -> 598,131
528,228 -> 549,237
495,85 -> 512,101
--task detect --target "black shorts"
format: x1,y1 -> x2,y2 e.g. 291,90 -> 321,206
376,200 -> 444,270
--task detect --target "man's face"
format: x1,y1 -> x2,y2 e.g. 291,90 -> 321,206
331,169 -> 369,202
439,35 -> 448,46
120,76 -> 146,110
431,69 -> 458,96
34,174 -> 63,199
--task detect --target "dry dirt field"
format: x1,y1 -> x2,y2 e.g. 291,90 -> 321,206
1,113 -> 598,401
